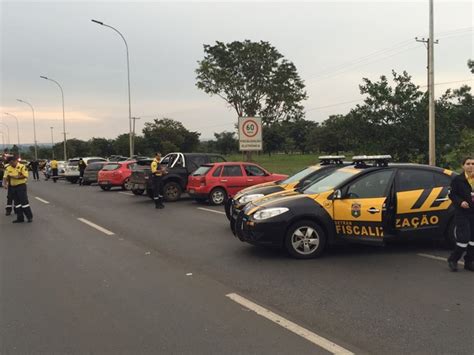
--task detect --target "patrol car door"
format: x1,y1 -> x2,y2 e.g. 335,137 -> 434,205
394,168 -> 452,237
333,170 -> 395,242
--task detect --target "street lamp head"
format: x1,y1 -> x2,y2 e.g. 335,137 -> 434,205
40,75 -> 48,80
91,19 -> 104,25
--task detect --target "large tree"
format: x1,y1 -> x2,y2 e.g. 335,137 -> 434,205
196,40 -> 307,125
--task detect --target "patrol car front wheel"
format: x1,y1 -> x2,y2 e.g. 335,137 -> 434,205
285,221 -> 327,259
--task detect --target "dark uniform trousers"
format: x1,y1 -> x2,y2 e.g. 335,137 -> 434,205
32,169 -> 39,180
12,183 -> 33,221
5,185 -> 13,215
152,175 -> 164,208
52,168 -> 58,183
449,214 -> 474,263
79,169 -> 85,185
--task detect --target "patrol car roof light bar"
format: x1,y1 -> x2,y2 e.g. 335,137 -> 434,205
318,155 -> 346,165
352,155 -> 392,168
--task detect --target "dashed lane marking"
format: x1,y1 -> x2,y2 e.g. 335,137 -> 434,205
417,253 -> 464,266
34,197 -> 50,204
197,207 -> 226,215
226,293 -> 354,355
77,218 -> 115,236
118,192 -> 134,196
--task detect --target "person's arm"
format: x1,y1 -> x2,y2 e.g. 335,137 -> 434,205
449,177 -> 465,208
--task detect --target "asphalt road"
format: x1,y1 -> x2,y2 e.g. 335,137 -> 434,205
1,177 -> 473,354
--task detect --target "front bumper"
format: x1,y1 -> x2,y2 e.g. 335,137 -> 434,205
234,211 -> 287,247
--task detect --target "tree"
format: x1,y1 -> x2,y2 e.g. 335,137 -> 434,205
196,40 -> 307,125
468,59 -> 474,74
89,138 -> 114,157
213,131 -> 238,155
142,118 -> 200,154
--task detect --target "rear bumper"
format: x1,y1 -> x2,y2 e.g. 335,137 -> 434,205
187,185 -> 211,198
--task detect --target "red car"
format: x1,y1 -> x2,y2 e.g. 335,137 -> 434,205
187,162 -> 288,205
97,161 -> 135,191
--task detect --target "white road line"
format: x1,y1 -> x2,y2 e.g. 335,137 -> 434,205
77,218 -> 115,236
197,207 -> 226,215
417,253 -> 464,266
226,293 -> 353,355
34,197 -> 50,204
118,192 -> 134,196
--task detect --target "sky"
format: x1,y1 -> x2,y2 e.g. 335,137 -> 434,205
0,0 -> 472,145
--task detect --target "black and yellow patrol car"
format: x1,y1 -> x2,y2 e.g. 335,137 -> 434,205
226,156 -> 348,226
234,156 -> 457,259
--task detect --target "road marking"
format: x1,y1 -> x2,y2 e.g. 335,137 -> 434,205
197,207 -> 226,215
77,218 -> 115,236
417,253 -> 464,266
118,192 -> 134,196
34,197 -> 50,204
226,293 -> 353,355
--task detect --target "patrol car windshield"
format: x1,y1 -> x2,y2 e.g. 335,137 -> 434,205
303,169 -> 356,194
281,166 -> 318,184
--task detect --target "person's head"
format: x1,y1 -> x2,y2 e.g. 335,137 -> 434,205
462,157 -> 474,175
7,156 -> 18,167
155,152 -> 161,160
79,158 -> 83,161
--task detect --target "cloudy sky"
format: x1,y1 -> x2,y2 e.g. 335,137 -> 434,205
0,0 -> 472,145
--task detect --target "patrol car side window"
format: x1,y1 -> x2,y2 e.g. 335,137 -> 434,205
396,169 -> 436,192
345,170 -> 393,199
433,172 -> 451,187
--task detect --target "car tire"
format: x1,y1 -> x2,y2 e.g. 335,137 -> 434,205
209,187 -> 227,206
132,189 -> 144,196
163,181 -> 182,202
230,218 -> 236,234
284,220 -> 327,259
122,178 -> 130,191
100,185 -> 112,191
224,199 -> 233,221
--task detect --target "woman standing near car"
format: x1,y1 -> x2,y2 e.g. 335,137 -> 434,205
448,157 -> 474,271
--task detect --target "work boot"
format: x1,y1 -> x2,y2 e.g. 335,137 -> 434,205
448,260 -> 458,272
12,219 -> 25,224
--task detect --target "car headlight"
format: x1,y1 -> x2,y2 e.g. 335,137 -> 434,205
253,207 -> 289,220
239,194 -> 264,204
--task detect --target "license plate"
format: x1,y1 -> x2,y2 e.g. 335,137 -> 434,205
189,189 -> 195,194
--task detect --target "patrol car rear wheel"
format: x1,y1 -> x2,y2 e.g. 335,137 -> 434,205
285,221 -> 326,259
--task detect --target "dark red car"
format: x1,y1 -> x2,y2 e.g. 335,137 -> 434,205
98,161 -> 135,191
187,162 -> 288,205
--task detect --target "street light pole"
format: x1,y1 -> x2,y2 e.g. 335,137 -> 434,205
0,122 -> 10,146
40,76 -> 67,161
91,19 -> 133,158
16,99 -> 38,160
428,0 -> 436,166
50,127 -> 55,159
4,112 -> 21,153
0,132 -> 4,150
131,116 -> 141,156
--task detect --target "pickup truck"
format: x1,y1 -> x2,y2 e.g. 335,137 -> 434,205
128,153 -> 226,201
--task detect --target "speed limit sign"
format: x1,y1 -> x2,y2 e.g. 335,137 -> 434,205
238,117 -> 262,151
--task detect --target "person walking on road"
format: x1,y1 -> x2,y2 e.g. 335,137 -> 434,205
448,157 -> 474,272
151,152 -> 166,209
50,159 -> 59,183
78,158 -> 87,186
28,159 -> 40,181
3,156 -> 33,223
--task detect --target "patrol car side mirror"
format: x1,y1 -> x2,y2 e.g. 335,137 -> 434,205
333,189 -> 342,200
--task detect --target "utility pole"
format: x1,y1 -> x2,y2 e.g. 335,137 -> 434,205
415,0 -> 437,166
131,116 -> 141,156
50,127 -> 55,159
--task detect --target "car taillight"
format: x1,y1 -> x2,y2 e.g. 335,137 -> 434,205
200,176 -> 206,186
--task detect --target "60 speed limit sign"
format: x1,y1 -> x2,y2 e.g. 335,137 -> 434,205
238,117 -> 262,151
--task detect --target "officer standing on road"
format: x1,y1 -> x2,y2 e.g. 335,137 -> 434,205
3,156 -> 33,223
78,158 -> 87,186
151,152 -> 165,209
2,157 -> 14,216
448,156 -> 474,272
50,158 -> 59,183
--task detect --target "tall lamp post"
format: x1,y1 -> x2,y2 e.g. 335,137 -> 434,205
0,122 -> 10,146
17,99 -> 38,160
50,127 -> 55,159
40,76 -> 67,161
4,112 -> 21,155
91,19 -> 133,157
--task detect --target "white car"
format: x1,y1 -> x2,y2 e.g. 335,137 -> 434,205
64,157 -> 107,183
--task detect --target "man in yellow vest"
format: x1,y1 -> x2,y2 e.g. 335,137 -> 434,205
50,158 -> 59,183
3,156 -> 33,223
2,157 -> 14,216
151,152 -> 166,209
